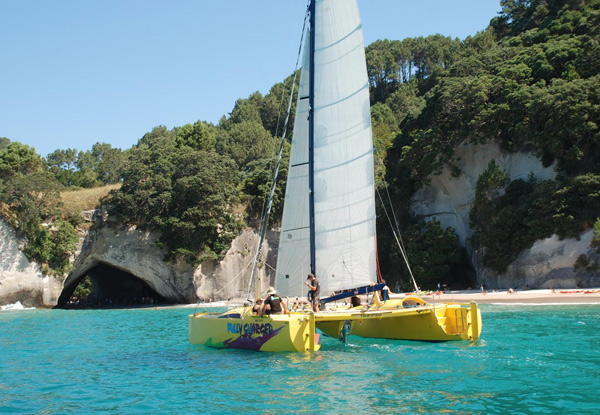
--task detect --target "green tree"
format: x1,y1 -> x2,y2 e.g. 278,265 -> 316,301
216,121 -> 277,168
48,219 -> 79,274
46,148 -> 78,187
109,130 -> 177,226
0,137 -> 10,150
158,150 -> 241,261
109,126 -> 242,262
73,275 -> 93,300
175,121 -> 217,151
240,141 -> 290,223
220,91 -> 264,129
1,171 -> 62,233
400,219 -> 465,290
0,142 -> 43,179
259,73 -> 299,137
470,160 -> 509,228
90,142 -> 126,185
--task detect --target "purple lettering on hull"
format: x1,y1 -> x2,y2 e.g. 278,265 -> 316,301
223,326 -> 284,351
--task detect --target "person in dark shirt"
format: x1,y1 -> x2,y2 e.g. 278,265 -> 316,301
305,273 -> 320,312
263,287 -> 287,315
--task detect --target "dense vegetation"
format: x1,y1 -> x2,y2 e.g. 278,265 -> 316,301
0,141 -> 78,274
370,0 -> 600,284
2,0 -> 599,289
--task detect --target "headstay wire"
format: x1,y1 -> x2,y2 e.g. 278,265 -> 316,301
245,2 -> 311,302
193,258 -> 255,315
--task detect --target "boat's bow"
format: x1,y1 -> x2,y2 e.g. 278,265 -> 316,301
189,307 -> 321,352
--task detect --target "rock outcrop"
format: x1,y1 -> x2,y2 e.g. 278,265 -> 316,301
410,141 -> 600,289
0,220 -> 63,307
410,141 -> 557,247
1,214 -> 275,307
477,229 -> 600,289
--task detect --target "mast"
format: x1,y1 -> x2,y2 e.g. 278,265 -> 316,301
308,0 -> 316,276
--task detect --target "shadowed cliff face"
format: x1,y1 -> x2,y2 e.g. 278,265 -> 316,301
56,263 -> 167,308
409,141 -> 600,289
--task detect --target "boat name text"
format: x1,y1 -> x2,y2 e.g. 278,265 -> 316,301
227,322 -> 274,336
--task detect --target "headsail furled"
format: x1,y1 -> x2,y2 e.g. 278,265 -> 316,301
275,0 -> 376,298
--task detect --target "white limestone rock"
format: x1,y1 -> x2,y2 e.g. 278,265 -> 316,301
410,141 -> 600,288
0,219 -> 63,307
411,141 -> 556,246
63,222 -> 196,304
476,230 -> 600,289
1,206 -> 276,306
193,228 -> 276,302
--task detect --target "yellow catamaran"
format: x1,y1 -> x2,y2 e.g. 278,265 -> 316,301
189,0 -> 482,352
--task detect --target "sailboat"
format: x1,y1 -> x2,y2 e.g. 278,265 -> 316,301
189,0 -> 482,352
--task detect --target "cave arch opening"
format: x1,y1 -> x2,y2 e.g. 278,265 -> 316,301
56,263 -> 167,309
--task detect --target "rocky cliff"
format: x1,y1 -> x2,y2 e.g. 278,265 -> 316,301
0,220 -> 63,307
1,215 -> 275,308
410,141 -> 600,289
2,141 -> 599,306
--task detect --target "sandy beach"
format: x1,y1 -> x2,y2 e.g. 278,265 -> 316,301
412,288 -> 600,304
181,288 -> 600,309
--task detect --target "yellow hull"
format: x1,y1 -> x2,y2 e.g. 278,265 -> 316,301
317,298 -> 482,342
189,299 -> 482,352
189,307 -> 321,352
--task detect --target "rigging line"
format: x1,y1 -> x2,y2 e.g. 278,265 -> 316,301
384,183 -> 404,247
215,257 -> 255,296
253,1 -> 310,236
376,187 -> 419,293
245,1 -> 311,301
254,75 -> 290,233
193,256 -> 255,315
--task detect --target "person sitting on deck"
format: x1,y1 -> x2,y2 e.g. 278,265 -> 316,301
350,296 -> 361,308
263,287 -> 287,315
252,298 -> 263,315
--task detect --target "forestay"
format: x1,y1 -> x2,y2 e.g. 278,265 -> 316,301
276,0 -> 376,298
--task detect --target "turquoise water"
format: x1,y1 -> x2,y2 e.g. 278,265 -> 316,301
1,305 -> 599,414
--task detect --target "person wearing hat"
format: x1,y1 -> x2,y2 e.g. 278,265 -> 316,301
305,273 -> 320,312
263,287 -> 287,315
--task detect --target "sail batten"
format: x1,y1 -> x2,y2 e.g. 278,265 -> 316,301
276,0 -> 376,298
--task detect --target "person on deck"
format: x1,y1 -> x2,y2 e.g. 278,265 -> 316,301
305,273 -> 320,312
252,298 -> 263,315
263,287 -> 287,315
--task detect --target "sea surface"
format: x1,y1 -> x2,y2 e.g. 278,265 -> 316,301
1,304 -> 599,414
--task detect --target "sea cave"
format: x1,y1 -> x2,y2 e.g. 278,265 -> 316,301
56,263 -> 166,309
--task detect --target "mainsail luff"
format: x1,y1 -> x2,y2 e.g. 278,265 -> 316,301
275,0 -> 377,298
308,0 -> 317,277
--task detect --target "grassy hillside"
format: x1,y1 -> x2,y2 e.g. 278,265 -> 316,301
61,183 -> 121,213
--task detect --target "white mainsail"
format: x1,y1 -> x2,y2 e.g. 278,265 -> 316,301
275,0 -> 376,298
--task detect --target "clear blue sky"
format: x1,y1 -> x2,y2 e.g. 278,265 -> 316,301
0,0 -> 501,158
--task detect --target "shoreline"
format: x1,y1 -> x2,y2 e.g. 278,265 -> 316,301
4,289 -> 599,311
187,288 -> 600,308
411,288 -> 600,305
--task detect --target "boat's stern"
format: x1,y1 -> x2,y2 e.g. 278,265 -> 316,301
434,301 -> 482,341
